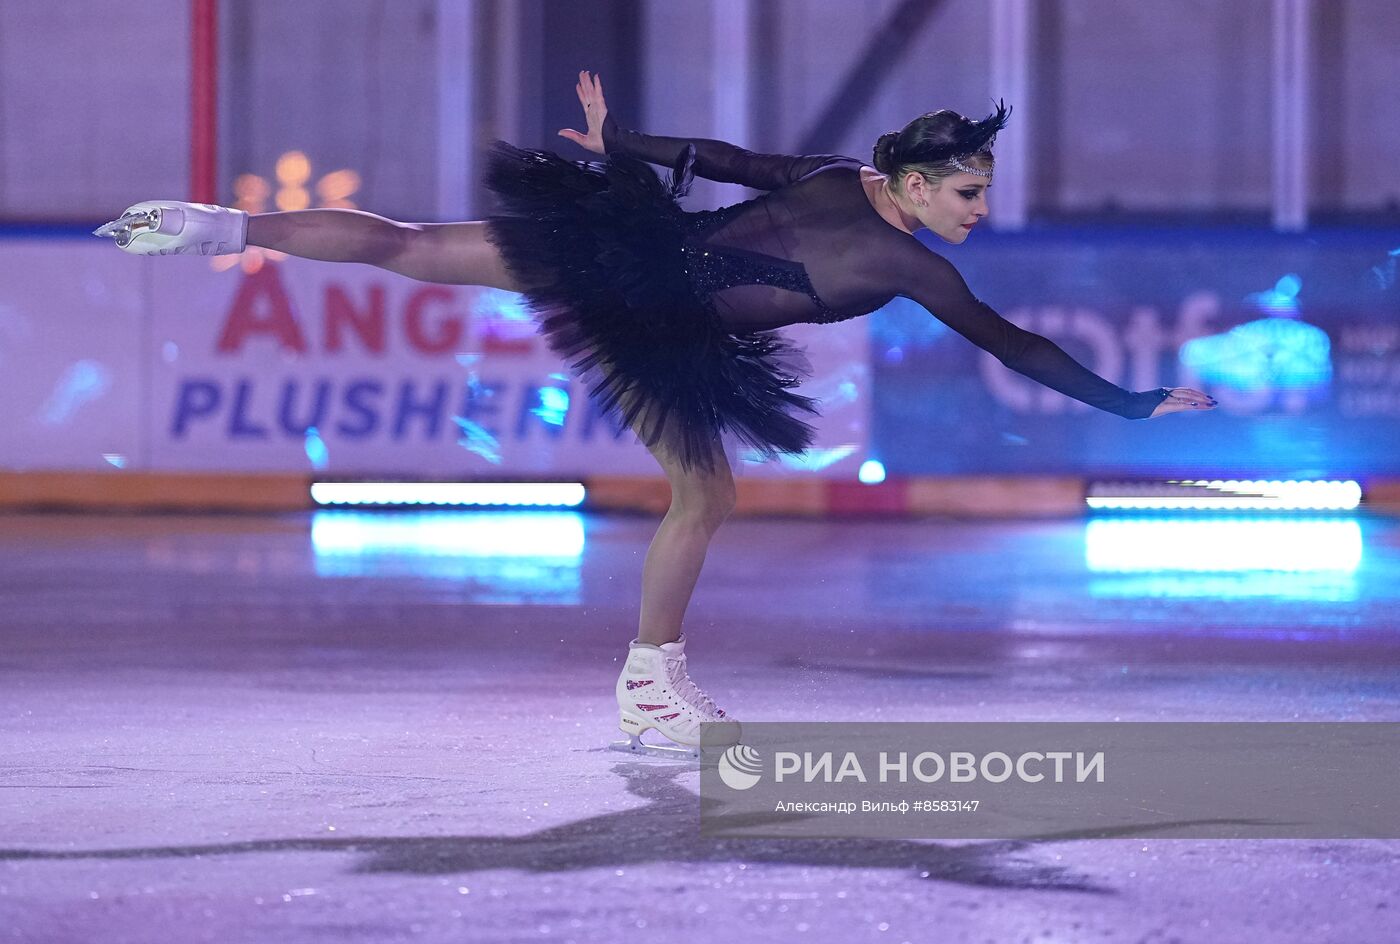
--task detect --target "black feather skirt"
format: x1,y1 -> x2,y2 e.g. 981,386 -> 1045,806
482,141 -> 818,474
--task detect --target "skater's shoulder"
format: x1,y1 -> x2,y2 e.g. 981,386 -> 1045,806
781,158 -> 890,220
789,156 -> 865,185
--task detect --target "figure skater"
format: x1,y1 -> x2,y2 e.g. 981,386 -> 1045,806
95,71 -> 1214,759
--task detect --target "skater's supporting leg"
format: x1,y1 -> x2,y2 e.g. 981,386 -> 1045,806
247,211 -> 522,290
637,430 -> 735,647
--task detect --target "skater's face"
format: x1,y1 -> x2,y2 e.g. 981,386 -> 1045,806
910,172 -> 991,245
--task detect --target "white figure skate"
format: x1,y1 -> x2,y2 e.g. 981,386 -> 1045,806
93,201 -> 247,256
611,634 -> 741,761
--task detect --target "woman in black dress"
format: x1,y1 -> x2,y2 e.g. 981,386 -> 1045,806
96,70 -> 1214,757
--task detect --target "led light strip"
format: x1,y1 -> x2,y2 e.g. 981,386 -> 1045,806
310,482 -> 586,508
1086,479 -> 1361,512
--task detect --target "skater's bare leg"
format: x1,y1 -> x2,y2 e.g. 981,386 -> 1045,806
637,430 -> 735,647
247,210 -> 521,290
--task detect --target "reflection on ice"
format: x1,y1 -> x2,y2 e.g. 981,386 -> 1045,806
1088,571 -> 1359,602
303,426 -> 329,470
1084,517 -> 1363,602
749,443 -> 858,471
310,510 -> 585,602
312,510 -> 585,557
1085,518 -> 1362,573
40,359 -> 111,425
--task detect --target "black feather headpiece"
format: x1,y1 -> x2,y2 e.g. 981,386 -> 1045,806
909,99 -> 1012,164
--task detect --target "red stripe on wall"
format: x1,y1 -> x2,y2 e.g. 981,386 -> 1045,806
824,479 -> 909,517
190,0 -> 218,204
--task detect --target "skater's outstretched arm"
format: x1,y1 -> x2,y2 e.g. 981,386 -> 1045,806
558,70 -> 849,191
886,239 -> 1215,419
602,116 -> 846,191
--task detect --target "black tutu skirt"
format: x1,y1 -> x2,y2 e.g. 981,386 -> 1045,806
482,141 -> 818,474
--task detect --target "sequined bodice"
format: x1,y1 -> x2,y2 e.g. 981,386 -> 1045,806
602,117 -> 1174,420
679,207 -> 856,326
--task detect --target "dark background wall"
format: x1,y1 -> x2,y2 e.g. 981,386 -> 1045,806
2,0 -> 1398,224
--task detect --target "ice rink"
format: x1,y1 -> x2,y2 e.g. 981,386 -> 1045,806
1,509 -> 1397,942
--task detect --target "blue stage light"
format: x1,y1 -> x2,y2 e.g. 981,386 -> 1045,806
858,460 -> 887,484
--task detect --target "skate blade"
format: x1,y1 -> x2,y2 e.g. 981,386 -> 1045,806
92,209 -> 160,246
608,734 -> 700,761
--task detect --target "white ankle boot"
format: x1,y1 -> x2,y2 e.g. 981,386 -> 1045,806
93,201 -> 248,255
612,634 -> 739,758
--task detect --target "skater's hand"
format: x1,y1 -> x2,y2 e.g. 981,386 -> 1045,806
1149,387 -> 1217,418
557,70 -> 607,155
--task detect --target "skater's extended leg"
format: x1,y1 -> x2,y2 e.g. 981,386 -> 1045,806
637,431 -> 735,647
247,211 -> 522,290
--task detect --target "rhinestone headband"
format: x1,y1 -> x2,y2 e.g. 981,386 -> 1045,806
950,156 -> 993,178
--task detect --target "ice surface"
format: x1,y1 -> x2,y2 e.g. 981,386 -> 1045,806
1,511 -> 1397,942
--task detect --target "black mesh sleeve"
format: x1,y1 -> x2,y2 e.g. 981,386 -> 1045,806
892,242 -> 1169,419
602,114 -> 846,191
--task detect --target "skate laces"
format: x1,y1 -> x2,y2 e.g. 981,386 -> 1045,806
664,654 -> 724,719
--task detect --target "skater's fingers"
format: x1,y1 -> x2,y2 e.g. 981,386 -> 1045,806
1150,393 -> 1211,418
1168,387 -> 1216,409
